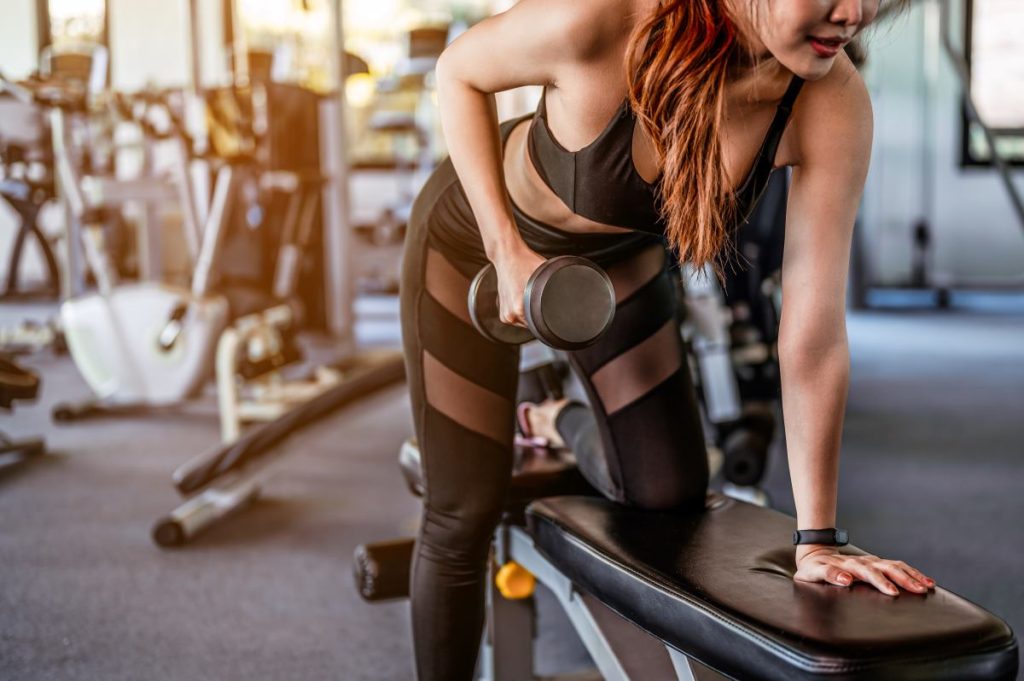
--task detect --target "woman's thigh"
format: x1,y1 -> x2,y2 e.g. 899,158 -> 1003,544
568,244 -> 709,510
400,177 -> 521,523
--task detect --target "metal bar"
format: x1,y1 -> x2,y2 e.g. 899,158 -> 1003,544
508,527 -> 631,681
152,476 -> 262,547
191,164 -> 234,297
227,0 -> 249,87
321,0 -> 356,340
78,176 -> 180,205
183,0 -> 202,98
484,555 -> 535,681
667,649 -> 699,681
48,107 -> 85,298
937,0 -> 1024,228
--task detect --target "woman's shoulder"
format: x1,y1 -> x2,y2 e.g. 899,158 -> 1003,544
534,0 -> 645,61
786,55 -> 873,168
437,0 -> 633,94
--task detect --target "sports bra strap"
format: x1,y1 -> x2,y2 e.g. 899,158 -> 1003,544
777,76 -> 805,113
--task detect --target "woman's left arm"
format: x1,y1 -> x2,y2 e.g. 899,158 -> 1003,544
779,60 -> 934,596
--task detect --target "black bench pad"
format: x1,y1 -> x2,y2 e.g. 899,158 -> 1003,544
527,495 -> 1018,681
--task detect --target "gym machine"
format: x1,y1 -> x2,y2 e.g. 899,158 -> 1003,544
682,170 -> 791,503
152,348 -> 403,547
41,82 -> 233,420
0,74 -> 61,301
33,76 -> 333,424
148,0 -> 409,547
0,354 -> 46,471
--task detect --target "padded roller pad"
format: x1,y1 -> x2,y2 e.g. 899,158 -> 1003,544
527,495 -> 1018,681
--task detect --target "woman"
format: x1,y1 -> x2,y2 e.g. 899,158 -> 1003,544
400,0 -> 935,678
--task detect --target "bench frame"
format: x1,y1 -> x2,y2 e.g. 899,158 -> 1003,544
481,523 -> 729,681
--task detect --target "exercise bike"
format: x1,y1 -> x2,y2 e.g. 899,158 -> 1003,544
49,84 -> 323,420
42,85 -> 232,418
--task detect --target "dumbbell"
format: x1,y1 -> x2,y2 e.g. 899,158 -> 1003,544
468,256 -> 615,350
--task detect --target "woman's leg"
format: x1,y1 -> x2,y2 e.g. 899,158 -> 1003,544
400,196 -> 520,680
569,243 -> 709,509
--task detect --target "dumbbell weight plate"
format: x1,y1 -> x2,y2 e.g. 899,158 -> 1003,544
525,256 -> 615,351
468,263 -> 535,345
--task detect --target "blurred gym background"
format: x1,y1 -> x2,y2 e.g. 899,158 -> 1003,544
0,0 -> 1021,679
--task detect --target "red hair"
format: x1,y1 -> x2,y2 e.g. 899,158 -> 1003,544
625,0 -> 738,274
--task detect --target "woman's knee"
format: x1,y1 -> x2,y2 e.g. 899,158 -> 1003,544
619,462 -> 708,511
417,501 -> 503,570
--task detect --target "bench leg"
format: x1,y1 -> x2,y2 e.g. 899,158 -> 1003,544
667,649 -> 732,681
508,527 -> 631,681
481,556 -> 536,681
506,527 -> 736,681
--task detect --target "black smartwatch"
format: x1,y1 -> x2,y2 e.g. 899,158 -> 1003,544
792,528 -> 849,546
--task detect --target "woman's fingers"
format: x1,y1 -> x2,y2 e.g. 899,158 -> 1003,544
500,307 -> 527,326
879,562 -> 931,593
894,560 -> 936,588
844,561 -> 900,596
796,553 -> 936,597
497,293 -> 526,326
823,565 -> 854,587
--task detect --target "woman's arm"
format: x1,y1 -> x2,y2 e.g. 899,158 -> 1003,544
779,59 -> 934,595
434,0 -> 612,322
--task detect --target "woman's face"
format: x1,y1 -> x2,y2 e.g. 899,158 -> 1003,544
741,0 -> 880,79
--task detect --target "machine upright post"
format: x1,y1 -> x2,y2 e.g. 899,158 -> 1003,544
49,107 -> 87,299
321,0 -> 356,342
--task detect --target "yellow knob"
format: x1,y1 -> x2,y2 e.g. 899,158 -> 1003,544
495,561 -> 536,600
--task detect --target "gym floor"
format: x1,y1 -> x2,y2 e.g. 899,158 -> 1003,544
2,293 -> 1022,681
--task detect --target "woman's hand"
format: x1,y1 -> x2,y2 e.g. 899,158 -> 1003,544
492,243 -> 546,327
794,546 -> 936,596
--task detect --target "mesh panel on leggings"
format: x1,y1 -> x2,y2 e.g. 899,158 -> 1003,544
425,247 -> 473,325
591,319 -> 684,414
568,244 -> 709,510
423,350 -> 512,445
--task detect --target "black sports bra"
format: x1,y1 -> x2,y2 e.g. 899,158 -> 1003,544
526,75 -> 805,235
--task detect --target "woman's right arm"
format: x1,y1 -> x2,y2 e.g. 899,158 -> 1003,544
432,0 -> 603,324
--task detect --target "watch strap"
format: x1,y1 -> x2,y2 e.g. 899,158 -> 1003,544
792,528 -> 849,546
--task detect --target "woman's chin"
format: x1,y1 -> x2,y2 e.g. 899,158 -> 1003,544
778,54 -> 836,82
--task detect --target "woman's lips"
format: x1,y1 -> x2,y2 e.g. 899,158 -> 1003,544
808,36 -> 845,58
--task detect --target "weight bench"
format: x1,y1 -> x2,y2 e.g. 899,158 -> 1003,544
354,440 -> 1019,680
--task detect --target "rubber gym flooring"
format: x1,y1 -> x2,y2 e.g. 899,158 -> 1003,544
1,292 -> 1022,681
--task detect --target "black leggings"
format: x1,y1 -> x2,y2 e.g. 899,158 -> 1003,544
399,117 -> 709,681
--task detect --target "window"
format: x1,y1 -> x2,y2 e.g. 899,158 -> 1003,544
962,0 -> 1024,166
45,0 -> 107,48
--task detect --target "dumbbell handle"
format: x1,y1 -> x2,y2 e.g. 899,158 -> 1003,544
468,256 -> 615,350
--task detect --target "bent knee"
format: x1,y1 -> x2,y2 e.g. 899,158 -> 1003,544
621,472 -> 708,511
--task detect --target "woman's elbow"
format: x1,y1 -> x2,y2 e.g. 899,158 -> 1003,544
777,330 -> 849,370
